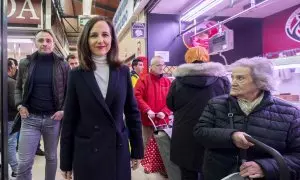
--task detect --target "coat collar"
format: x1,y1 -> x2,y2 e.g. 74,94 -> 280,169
81,66 -> 118,127
229,91 -> 274,115
173,62 -> 227,77
27,51 -> 64,62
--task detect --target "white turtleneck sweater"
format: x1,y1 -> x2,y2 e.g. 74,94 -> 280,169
93,55 -> 109,99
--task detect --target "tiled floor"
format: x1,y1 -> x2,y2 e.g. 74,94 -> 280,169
32,156 -> 167,180
30,146 -> 167,180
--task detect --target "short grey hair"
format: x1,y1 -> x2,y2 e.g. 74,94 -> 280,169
230,57 -> 276,91
150,56 -> 164,66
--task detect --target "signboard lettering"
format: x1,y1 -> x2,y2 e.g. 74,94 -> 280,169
285,7 -> 300,42
113,0 -> 134,34
8,0 -> 41,26
16,0 -> 39,19
131,22 -> 145,38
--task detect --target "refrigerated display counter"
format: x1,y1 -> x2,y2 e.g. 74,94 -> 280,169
272,56 -> 300,108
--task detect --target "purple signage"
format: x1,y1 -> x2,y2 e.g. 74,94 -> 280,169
131,22 -> 146,38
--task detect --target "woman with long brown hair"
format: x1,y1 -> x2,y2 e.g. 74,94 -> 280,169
60,16 -> 144,180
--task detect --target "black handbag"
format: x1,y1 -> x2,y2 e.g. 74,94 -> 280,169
227,100 -> 250,180
10,112 -> 21,135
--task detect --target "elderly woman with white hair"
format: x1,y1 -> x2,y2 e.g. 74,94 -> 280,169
194,57 -> 300,180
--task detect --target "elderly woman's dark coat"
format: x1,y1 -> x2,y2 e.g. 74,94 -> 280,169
60,65 -> 144,180
166,62 -> 230,171
194,92 -> 300,180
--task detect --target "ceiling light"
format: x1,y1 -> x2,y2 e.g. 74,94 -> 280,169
8,38 -> 33,43
181,0 -> 224,22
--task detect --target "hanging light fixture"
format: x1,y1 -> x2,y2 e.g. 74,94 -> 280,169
181,0 -> 224,22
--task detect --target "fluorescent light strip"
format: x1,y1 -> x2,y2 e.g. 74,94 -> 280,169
181,0 -> 223,22
186,0 -> 223,21
274,64 -> 300,70
8,38 -> 33,43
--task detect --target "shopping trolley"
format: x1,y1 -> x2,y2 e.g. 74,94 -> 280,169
147,115 -> 181,180
221,134 -> 290,180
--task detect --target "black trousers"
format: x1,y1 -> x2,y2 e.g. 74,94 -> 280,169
180,167 -> 202,180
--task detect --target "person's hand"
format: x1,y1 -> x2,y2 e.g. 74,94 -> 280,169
131,159 -> 141,170
232,132 -> 254,149
51,111 -> 64,121
19,106 -> 29,119
156,112 -> 165,119
61,171 -> 72,180
147,110 -> 155,119
240,161 -> 264,178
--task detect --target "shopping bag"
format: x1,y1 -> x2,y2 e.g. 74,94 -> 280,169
155,131 -> 181,180
141,135 -> 166,174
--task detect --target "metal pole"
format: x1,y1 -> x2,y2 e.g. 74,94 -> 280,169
190,0 -> 274,38
0,0 -> 9,179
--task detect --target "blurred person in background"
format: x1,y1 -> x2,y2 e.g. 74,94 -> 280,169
15,29 -> 69,180
60,16 -> 143,180
9,58 -> 18,80
8,59 -> 18,178
9,58 -> 44,156
66,54 -> 79,69
194,57 -> 300,180
131,58 -> 144,87
167,46 -> 230,180
135,56 -> 171,147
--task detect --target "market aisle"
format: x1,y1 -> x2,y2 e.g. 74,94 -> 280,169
31,143 -> 167,180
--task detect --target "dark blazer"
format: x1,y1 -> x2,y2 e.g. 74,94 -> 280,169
60,65 -> 144,180
167,62 -> 230,171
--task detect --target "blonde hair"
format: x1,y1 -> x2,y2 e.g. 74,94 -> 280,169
185,46 -> 210,63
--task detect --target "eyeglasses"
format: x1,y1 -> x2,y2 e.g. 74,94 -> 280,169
153,64 -> 165,67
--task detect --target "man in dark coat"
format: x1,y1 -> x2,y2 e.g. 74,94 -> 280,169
15,30 -> 69,180
7,59 -> 18,178
167,47 -> 230,180
194,57 -> 300,180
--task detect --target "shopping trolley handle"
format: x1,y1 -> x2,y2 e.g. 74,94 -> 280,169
147,115 -> 171,133
243,134 -> 290,180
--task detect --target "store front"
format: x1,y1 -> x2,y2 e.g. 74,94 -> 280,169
7,0 -> 69,60
114,0 -> 150,75
146,0 -> 300,106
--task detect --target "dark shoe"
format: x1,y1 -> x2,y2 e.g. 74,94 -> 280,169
11,172 -> 17,177
159,171 -> 168,178
36,148 -> 45,156
10,172 -> 17,179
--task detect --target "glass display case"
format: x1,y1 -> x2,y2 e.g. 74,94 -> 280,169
272,55 -> 300,108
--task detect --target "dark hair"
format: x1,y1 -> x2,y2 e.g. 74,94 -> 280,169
35,29 -> 54,39
66,54 -> 76,62
77,16 -> 121,71
8,58 -> 18,66
131,58 -> 142,69
8,59 -> 14,71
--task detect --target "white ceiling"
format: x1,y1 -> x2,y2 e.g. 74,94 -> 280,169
217,0 -> 300,18
151,0 -> 198,14
151,0 -> 300,18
